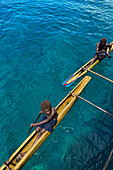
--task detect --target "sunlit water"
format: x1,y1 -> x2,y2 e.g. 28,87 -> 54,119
0,0 -> 113,169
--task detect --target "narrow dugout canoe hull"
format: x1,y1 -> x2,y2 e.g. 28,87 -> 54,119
63,42 -> 113,87
1,76 -> 91,170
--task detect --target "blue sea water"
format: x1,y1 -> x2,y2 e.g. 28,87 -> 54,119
0,0 -> 113,169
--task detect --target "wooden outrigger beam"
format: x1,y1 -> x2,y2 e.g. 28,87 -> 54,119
3,162 -> 11,170
82,67 -> 113,83
71,93 -> 113,117
103,149 -> 113,170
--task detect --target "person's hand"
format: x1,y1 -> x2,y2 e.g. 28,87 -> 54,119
102,49 -> 105,52
107,53 -> 111,58
40,110 -> 43,114
30,124 -> 35,127
108,55 -> 111,58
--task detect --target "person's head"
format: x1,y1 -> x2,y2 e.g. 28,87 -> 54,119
41,100 -> 51,115
100,38 -> 106,45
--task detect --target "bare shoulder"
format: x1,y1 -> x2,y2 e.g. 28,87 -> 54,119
106,43 -> 111,47
96,42 -> 100,47
52,107 -> 56,113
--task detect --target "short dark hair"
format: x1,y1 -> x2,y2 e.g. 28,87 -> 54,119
41,100 -> 51,111
100,38 -> 106,43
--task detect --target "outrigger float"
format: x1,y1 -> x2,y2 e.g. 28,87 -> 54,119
1,76 -> 91,170
62,42 -> 113,87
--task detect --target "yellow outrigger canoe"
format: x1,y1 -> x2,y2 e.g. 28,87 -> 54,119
62,42 -> 113,87
1,76 -> 91,170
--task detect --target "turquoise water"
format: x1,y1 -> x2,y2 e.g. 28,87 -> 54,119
0,0 -> 113,169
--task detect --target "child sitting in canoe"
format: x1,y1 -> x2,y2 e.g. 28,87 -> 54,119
88,38 -> 112,67
16,100 -> 58,161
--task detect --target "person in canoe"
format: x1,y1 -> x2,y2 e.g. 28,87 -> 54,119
88,38 -> 111,67
16,100 -> 58,161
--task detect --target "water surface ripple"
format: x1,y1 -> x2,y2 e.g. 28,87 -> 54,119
0,0 -> 113,169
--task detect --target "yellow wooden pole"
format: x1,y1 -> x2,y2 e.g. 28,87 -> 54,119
82,67 -> 113,83
71,93 -> 113,117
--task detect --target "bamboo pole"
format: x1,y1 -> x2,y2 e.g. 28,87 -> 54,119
71,93 -> 113,117
103,149 -> 113,170
28,113 -> 41,134
82,67 -> 113,83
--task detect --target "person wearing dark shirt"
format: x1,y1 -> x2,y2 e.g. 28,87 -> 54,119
16,100 -> 58,161
89,38 -> 111,67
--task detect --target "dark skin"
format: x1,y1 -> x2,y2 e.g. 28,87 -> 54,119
30,107 -> 56,144
17,107 -> 56,158
88,41 -> 111,68
31,107 -> 56,127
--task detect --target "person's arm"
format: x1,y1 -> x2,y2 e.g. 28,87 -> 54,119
106,52 -> 111,58
31,107 -> 56,127
31,119 -> 48,127
106,44 -> 111,48
96,43 -> 100,53
106,43 -> 112,57
30,110 -> 43,127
